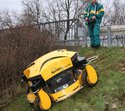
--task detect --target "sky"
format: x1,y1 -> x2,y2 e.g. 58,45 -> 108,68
0,0 -> 23,13
0,0 -> 124,14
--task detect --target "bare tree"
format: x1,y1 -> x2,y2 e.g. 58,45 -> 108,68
43,0 -> 81,40
110,0 -> 125,25
21,0 -> 43,29
21,0 -> 82,40
43,0 -> 80,21
0,11 -> 13,29
98,0 -> 125,26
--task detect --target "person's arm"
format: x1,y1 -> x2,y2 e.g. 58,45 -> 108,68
84,7 -> 88,19
96,4 -> 104,19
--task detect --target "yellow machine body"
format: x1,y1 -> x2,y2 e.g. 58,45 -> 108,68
50,78 -> 83,102
23,49 -> 98,110
38,89 -> 52,110
23,49 -> 75,79
26,92 -> 36,103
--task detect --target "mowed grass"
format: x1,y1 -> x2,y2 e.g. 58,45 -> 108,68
2,47 -> 125,111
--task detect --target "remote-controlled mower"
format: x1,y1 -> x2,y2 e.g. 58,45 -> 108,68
22,49 -> 98,110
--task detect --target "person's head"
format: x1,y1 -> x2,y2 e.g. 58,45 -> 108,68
91,0 -> 97,4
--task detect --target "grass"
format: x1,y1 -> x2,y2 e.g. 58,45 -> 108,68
2,47 -> 125,111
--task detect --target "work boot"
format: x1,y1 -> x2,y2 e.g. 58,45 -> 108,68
91,45 -> 100,49
94,45 -> 100,49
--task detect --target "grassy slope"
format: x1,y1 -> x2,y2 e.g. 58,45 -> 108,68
3,47 -> 125,111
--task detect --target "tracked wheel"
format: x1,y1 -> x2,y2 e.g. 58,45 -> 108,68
83,65 -> 98,86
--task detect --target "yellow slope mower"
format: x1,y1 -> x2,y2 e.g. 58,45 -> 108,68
22,49 -> 98,111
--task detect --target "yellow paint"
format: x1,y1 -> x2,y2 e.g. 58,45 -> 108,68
41,57 -> 73,81
26,93 -> 36,103
85,65 -> 98,84
50,79 -> 82,102
38,89 -> 52,110
23,49 -> 76,79
23,70 -> 30,79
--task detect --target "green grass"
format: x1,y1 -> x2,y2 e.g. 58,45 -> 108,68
2,47 -> 125,111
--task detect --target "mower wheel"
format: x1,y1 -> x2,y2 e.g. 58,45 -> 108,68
83,72 -> 98,87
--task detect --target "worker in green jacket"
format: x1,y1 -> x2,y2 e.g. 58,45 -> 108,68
84,0 -> 104,48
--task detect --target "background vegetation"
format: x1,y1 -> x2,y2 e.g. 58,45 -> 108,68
0,26 -> 56,109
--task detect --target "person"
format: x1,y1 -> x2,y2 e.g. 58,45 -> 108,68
84,0 -> 104,48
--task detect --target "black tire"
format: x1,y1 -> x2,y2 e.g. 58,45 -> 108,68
37,98 -> 45,111
29,103 -> 34,108
83,71 -> 98,87
38,106 -> 45,111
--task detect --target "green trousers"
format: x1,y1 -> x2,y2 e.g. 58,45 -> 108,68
88,21 -> 101,47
